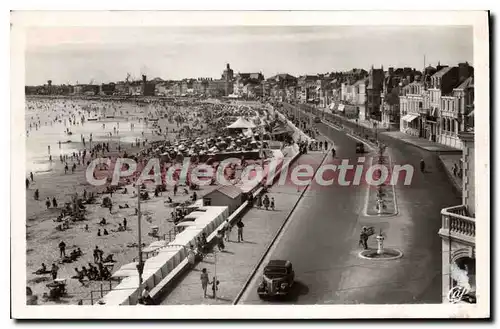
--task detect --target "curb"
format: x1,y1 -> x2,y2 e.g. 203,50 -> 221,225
232,150 -> 329,305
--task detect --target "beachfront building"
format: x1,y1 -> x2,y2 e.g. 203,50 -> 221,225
100,83 -> 116,96
208,79 -> 226,98
297,75 -> 318,104
399,79 -> 427,137
366,66 -> 385,121
340,78 -> 367,120
438,130 -> 476,304
193,78 -> 210,96
222,63 -> 235,96
233,73 -> 265,99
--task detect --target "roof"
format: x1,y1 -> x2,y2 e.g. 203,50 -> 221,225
455,76 -> 474,90
212,185 -> 242,199
432,66 -> 453,78
266,260 -> 289,267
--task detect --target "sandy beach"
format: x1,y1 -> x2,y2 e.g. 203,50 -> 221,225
25,97 -> 235,305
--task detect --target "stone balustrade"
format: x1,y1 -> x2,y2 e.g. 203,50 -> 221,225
439,205 -> 475,244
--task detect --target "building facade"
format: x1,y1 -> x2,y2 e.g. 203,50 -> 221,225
366,66 -> 385,121
438,131 -> 476,303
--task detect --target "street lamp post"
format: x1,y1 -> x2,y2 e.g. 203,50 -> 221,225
213,249 -> 217,301
136,181 -> 144,301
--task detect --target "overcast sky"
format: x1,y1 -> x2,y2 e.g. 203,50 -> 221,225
25,26 -> 473,85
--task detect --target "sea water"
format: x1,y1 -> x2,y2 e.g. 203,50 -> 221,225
25,100 -> 155,175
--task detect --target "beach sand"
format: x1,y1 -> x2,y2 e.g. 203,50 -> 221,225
25,99 -> 227,305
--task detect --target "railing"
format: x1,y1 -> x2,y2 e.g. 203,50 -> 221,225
440,205 -> 475,242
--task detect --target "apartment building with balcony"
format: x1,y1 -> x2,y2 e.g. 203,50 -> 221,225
438,130 -> 476,303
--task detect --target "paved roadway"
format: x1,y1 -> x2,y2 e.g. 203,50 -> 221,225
238,105 -> 461,304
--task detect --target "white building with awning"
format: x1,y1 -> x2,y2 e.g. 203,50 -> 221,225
401,113 -> 419,122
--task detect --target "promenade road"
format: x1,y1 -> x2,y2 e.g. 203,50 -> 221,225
238,105 -> 461,304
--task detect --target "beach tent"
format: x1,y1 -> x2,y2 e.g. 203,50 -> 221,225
227,117 -> 256,130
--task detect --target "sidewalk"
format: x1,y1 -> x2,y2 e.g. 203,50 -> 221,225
159,151 -> 327,305
438,154 -> 463,194
381,131 -> 461,153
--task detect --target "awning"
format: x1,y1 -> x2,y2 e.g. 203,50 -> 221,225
402,114 -> 419,122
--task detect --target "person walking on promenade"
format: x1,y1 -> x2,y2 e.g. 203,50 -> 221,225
263,195 -> 270,210
223,219 -> 231,242
45,197 -> 51,209
187,245 -> 196,269
211,276 -> 219,299
237,220 -> 245,242
200,268 -> 210,298
324,141 -> 328,151
64,163 -> 68,174
420,158 -> 426,173
30,171 -> 34,182
26,178 -> 30,189
270,197 -> 275,211
34,189 -> 39,200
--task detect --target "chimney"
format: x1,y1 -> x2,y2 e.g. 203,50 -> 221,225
388,67 -> 394,75
227,63 -> 230,69
142,75 -> 147,83
458,62 -> 471,82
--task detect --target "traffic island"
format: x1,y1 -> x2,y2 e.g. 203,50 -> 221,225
358,232 -> 403,261
364,147 -> 398,217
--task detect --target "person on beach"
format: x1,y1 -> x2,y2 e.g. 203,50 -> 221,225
64,163 -> 68,174
45,197 -> 51,209
58,241 -> 66,257
34,189 -> 39,200
123,218 -> 127,230
200,268 -> 210,298
52,197 -> 58,208
26,178 -> 29,189
270,197 -> 275,211
97,229 -> 101,237
30,172 -> 34,182
51,263 -> 59,280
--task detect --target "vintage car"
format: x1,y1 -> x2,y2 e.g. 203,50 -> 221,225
257,260 -> 295,298
355,142 -> 365,153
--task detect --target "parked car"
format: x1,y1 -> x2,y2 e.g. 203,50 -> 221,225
355,142 -> 365,153
314,116 -> 321,123
257,260 -> 295,298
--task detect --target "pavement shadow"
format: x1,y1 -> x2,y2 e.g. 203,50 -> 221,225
221,250 -> 234,254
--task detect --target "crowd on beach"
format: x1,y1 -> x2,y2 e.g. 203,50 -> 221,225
25,96 -> 294,305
